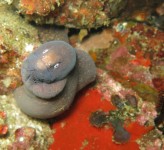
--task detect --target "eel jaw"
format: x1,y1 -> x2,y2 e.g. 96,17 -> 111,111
25,78 -> 67,99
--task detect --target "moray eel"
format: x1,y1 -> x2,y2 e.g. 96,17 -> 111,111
14,40 -> 96,119
21,41 -> 76,99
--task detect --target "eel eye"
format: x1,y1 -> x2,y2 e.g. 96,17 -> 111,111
53,63 -> 60,69
47,62 -> 61,71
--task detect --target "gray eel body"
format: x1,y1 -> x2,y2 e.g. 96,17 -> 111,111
14,41 -> 96,119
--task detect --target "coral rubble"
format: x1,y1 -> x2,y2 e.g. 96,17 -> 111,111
0,4 -> 40,94
1,0 -> 162,29
0,95 -> 53,149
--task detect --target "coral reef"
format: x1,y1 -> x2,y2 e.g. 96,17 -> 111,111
89,92 -> 139,143
0,1 -> 163,149
0,4 -> 65,149
12,0 -> 126,28
76,21 -> 163,104
90,110 -> 131,143
8,127 -> 38,149
137,129 -> 164,150
154,92 -> 164,134
1,0 -> 162,29
0,95 -> 53,149
0,4 -> 40,94
0,105 -> 8,136
71,20 -> 163,149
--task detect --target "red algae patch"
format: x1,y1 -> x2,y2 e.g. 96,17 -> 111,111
49,89 -> 153,150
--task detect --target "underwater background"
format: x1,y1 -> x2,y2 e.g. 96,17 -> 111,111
0,0 -> 163,149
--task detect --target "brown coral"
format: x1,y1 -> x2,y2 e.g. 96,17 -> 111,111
12,0 -> 163,28
19,0 -> 64,15
13,0 -> 127,28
